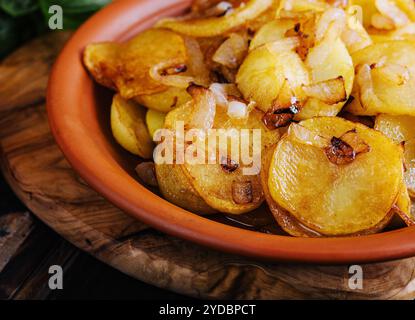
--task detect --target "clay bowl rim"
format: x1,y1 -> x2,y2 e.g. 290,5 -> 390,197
47,0 -> 415,264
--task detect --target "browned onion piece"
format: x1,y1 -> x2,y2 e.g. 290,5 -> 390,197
149,59 -> 196,88
136,162 -> 158,187
232,181 -> 253,204
302,76 -> 347,105
262,99 -> 301,130
324,136 -> 356,165
324,129 -> 370,165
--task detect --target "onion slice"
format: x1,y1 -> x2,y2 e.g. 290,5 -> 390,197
375,0 -> 410,28
188,84 -> 217,130
302,76 -> 347,105
156,0 -> 273,37
149,59 -> 196,88
212,33 -> 248,69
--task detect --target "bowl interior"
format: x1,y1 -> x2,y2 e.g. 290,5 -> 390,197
47,0 -> 415,264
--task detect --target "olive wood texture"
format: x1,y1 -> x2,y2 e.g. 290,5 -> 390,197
0,32 -> 414,300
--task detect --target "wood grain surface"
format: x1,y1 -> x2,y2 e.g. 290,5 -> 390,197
1,32 -> 414,300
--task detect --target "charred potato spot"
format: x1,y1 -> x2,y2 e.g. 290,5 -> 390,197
232,181 -> 254,204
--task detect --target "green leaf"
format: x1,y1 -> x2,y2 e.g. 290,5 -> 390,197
0,0 -> 38,17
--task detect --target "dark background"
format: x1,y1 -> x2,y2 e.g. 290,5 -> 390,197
0,172 -> 186,300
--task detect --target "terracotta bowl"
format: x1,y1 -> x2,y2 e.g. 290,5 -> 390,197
47,0 -> 415,264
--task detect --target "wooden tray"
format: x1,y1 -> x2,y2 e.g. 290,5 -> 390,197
0,32 -> 414,300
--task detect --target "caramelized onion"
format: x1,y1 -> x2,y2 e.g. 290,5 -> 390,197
302,76 -> 347,105
156,0 -> 273,37
262,99 -> 301,130
324,129 -> 370,165
149,59 -> 196,88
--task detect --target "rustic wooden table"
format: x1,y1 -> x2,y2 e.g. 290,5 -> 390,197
0,172 -> 184,300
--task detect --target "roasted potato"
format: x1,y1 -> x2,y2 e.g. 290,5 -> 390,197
268,117 -> 403,236
346,41 -> 415,116
375,114 -> 415,197
157,85 -> 280,214
237,9 -> 354,120
84,28 -> 189,98
111,94 -> 154,159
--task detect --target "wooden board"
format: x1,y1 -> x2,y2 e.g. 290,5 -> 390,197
1,32 -> 415,300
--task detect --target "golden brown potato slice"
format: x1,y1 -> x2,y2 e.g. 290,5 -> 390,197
346,41 -> 415,116
145,109 -> 166,139
83,42 -> 119,90
268,117 -> 403,236
260,146 -> 323,237
159,85 -> 280,214
155,163 -> 217,215
84,29 -> 188,99
393,184 -> 415,226
374,114 -> 415,196
182,106 -> 279,214
236,39 -> 309,113
298,16 -> 354,120
374,114 -> 415,143
111,95 -> 154,159
135,87 -> 191,113
237,13 -> 354,120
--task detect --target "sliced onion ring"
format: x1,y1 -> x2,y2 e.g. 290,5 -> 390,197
302,76 -> 347,105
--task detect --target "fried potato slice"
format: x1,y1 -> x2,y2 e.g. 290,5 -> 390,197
182,106 -> 278,214
297,15 -> 354,120
236,39 -> 309,113
145,109 -> 166,139
160,86 -> 280,214
155,163 -> 217,215
84,29 -> 188,99
346,41 -> 415,116
260,146 -> 323,237
83,42 -> 119,90
237,12 -> 354,120
375,114 -> 415,197
135,87 -> 191,113
268,117 -> 403,236
404,139 -> 415,197
375,114 -> 415,143
111,94 -> 154,159
393,184 -> 415,226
